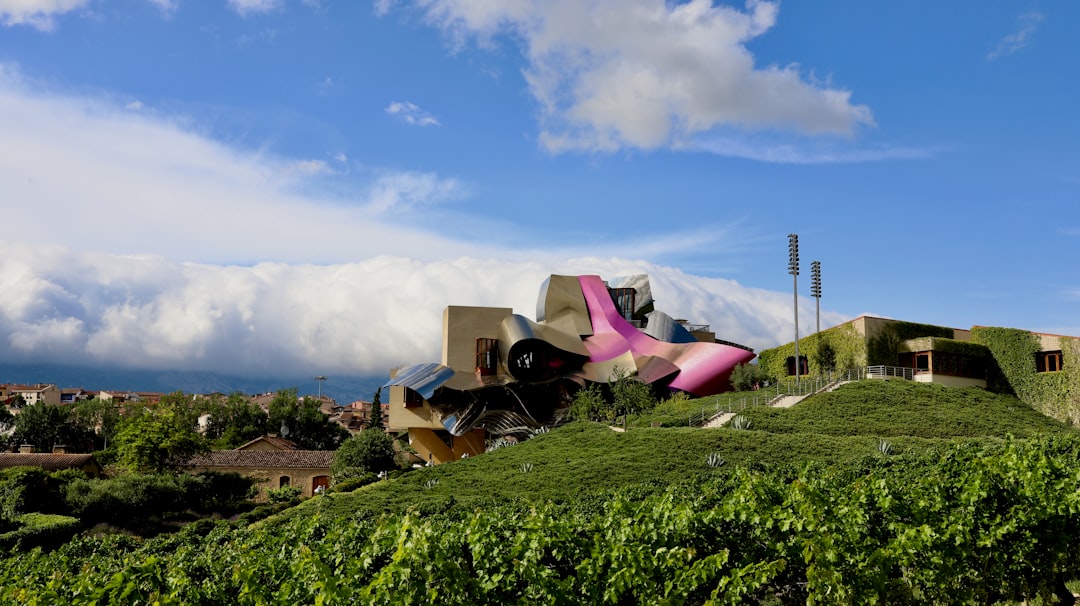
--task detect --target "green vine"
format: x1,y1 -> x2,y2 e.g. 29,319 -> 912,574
757,323 -> 864,381
867,322 -> 954,367
972,327 -> 1080,425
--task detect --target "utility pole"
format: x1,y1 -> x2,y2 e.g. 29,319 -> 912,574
788,234 -> 800,387
811,260 -> 822,336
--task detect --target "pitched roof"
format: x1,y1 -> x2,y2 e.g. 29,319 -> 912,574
187,450 -> 334,469
0,453 -> 99,471
236,435 -> 300,451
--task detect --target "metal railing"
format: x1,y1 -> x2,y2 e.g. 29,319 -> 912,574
866,365 -> 915,380
688,367 -> 869,427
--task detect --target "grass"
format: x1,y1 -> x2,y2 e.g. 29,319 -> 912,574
263,379 -> 1077,528
736,380 -> 1073,438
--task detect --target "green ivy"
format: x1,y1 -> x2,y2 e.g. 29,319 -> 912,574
866,321 -> 954,366
757,323 -> 865,380
972,327 -> 1080,425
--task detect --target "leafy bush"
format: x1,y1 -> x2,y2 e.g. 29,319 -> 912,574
266,485 -> 301,504
332,430 -> 397,478
0,513 -> 81,552
329,473 -> 378,493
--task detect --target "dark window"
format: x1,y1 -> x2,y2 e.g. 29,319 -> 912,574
608,287 -> 637,321
476,338 -> 499,376
404,388 -> 424,408
279,475 -> 291,488
1036,351 -> 1063,373
786,356 -> 809,376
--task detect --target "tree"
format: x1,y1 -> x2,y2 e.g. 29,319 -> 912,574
730,362 -> 770,391
570,383 -> 610,422
69,398 -> 122,451
332,429 -> 397,478
8,403 -> 93,453
267,388 -> 349,450
204,393 -> 268,448
365,388 -> 385,431
610,367 -> 656,417
112,395 -> 209,473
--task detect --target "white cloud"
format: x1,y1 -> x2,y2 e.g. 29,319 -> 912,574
0,64 -> 851,378
0,245 -> 846,377
0,0 -> 88,30
148,0 -> 179,15
392,0 -> 872,153
227,0 -> 282,17
0,66 -> 485,265
385,100 -> 441,126
988,11 -> 1043,60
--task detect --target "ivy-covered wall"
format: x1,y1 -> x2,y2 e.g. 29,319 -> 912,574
971,327 -> 1080,425
866,321 -> 955,367
757,322 -> 865,381
898,337 -> 989,358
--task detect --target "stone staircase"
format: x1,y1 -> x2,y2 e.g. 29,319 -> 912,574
702,379 -> 855,427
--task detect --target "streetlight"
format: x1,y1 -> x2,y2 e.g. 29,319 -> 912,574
314,375 -> 327,399
788,234 -> 800,386
810,260 -> 822,336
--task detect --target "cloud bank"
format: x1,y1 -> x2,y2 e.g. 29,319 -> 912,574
0,63 -> 849,379
390,0 -> 873,152
0,245 -> 846,378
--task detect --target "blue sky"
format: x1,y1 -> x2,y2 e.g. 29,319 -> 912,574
0,0 -> 1077,379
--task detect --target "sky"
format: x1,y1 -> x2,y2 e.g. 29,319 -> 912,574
0,0 -> 1077,381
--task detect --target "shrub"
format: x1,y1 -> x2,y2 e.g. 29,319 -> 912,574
329,473 -> 378,494
333,430 -> 397,478
266,485 -> 301,504
0,513 -> 82,552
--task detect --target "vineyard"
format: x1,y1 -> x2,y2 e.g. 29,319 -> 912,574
2,381 -> 1080,604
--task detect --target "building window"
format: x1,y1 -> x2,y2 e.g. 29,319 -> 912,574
404,388 -> 424,408
279,475 -> 291,488
608,287 -> 637,321
476,338 -> 499,376
1036,351 -> 1063,373
786,356 -> 808,376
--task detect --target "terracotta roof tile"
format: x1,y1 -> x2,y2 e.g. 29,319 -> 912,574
187,450 -> 334,469
0,453 -> 98,470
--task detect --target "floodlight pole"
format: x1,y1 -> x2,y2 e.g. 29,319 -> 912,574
788,234 -> 800,387
811,261 -> 822,336
314,375 -> 327,399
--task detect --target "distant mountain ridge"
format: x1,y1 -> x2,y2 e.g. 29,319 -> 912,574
0,363 -> 387,403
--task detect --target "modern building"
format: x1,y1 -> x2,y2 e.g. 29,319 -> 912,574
757,315 -> 1080,423
385,274 -> 756,464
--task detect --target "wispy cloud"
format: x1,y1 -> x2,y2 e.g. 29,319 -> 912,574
385,101 -> 440,126
688,135 -> 933,164
227,0 -> 282,17
0,0 -> 90,30
988,11 -> 1044,60
384,0 -> 873,153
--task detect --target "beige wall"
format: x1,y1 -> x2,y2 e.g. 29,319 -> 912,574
387,384 -> 444,431
408,427 -> 486,465
913,374 -> 987,388
441,306 -> 513,373
187,465 -> 332,501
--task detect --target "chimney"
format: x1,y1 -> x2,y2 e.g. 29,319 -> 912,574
19,444 -> 33,453
52,445 -> 68,454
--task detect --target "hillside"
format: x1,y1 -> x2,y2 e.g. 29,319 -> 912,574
276,379 -> 1075,525
4,377 -> 1080,604
735,379 -> 1071,438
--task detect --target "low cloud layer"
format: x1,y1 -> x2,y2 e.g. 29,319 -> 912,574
0,245 -> 846,378
390,0 -> 873,152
